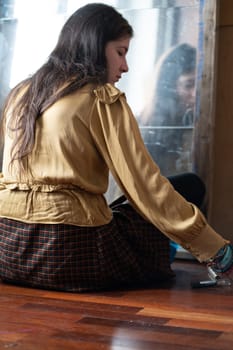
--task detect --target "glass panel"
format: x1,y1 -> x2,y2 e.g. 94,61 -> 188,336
0,0 -> 17,109
118,3 -> 199,177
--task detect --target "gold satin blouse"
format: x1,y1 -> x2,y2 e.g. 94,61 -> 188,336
0,83 -> 227,262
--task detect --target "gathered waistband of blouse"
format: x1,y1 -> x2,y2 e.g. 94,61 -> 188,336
0,182 -> 85,192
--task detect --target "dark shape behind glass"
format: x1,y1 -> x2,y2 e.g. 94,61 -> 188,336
139,43 -> 197,175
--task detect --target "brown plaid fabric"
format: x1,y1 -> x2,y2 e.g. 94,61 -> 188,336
0,203 -> 173,292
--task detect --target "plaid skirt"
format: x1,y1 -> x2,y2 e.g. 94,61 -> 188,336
0,202 -> 174,292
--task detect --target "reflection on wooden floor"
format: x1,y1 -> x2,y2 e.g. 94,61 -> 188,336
0,260 -> 233,349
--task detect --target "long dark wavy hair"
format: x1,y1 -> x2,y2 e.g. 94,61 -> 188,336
0,3 -> 133,175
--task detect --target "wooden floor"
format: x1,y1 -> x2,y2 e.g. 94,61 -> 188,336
0,260 -> 233,350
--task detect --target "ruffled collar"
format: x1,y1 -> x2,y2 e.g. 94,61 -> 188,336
94,83 -> 124,104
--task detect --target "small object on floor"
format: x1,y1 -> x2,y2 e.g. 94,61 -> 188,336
191,280 -> 216,288
191,278 -> 231,289
191,259 -> 232,289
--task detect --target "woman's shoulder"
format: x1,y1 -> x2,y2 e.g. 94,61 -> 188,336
93,83 -> 125,104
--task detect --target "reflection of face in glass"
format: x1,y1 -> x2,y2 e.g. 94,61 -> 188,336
176,71 -> 196,111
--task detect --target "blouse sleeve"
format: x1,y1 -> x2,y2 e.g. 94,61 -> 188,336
90,84 -> 226,262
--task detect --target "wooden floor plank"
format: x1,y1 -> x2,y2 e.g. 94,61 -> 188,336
139,307 -> 233,324
0,260 -> 233,349
167,318 -> 233,332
